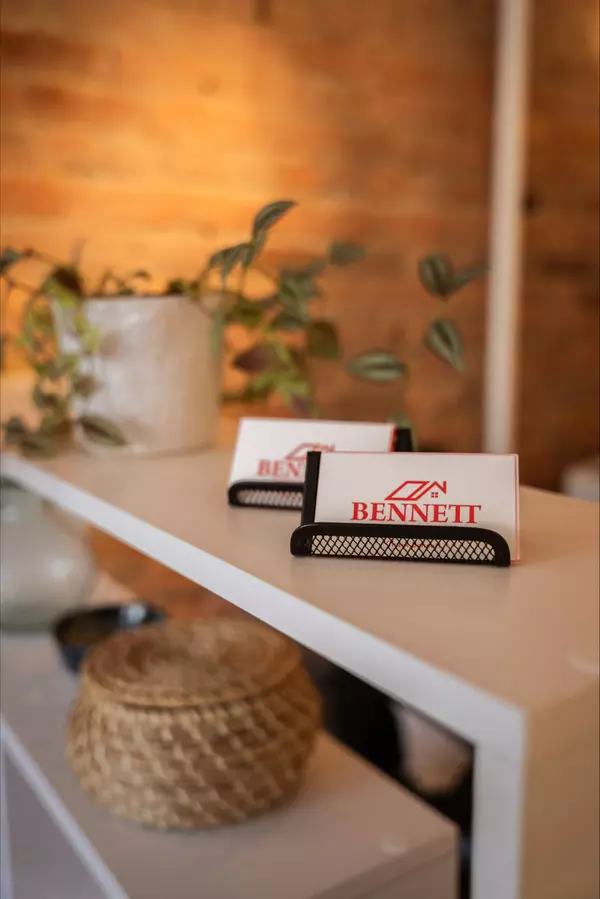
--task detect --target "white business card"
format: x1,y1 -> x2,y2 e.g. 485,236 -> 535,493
229,418 -> 396,486
311,451 -> 520,559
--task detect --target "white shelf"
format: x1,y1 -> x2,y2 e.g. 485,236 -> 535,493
2,449 -> 598,899
2,450 -> 598,755
5,754 -> 105,899
0,633 -> 456,899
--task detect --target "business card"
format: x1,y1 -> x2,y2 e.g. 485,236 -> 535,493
229,418 -> 396,486
308,451 -> 520,559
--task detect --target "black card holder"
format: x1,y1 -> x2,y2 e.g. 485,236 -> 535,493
228,427 -> 413,511
228,480 -> 304,510
290,450 -> 511,567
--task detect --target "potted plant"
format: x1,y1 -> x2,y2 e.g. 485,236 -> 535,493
1,201 -> 364,457
0,249 -> 220,456
346,253 -> 487,448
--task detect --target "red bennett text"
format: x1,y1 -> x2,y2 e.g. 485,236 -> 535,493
351,501 -> 482,524
257,459 -> 306,479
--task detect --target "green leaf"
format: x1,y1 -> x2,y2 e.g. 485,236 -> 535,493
165,278 -> 189,295
425,318 -> 464,371
32,384 -> 65,412
280,267 -> 321,295
71,374 -> 97,398
38,413 -> 72,441
32,384 -> 49,409
275,376 -> 312,417
306,320 -> 340,358
30,360 -> 55,379
288,347 -> 306,371
69,309 -> 101,353
270,339 -> 296,368
73,310 -> 90,335
271,310 -> 306,332
303,257 -> 328,277
347,349 -> 407,382
223,373 -> 276,404
226,297 -> 264,329
207,247 -> 232,269
14,333 -> 40,353
252,200 -> 297,236
223,243 -> 253,282
30,356 -> 78,381
277,279 -> 303,311
18,432 -> 61,458
278,270 -> 320,312
243,230 -> 267,269
43,265 -> 85,301
53,354 -> 79,378
2,416 -> 28,444
27,304 -> 54,335
328,241 -> 366,267
418,254 -> 454,298
233,343 -> 282,374
79,415 -> 127,447
80,325 -> 102,354
245,370 -> 280,399
0,247 -> 25,275
5,415 -> 70,457
255,294 -> 278,310
446,262 -> 487,296
207,244 -> 253,286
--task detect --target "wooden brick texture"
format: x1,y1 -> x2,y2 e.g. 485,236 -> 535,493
0,0 -> 598,487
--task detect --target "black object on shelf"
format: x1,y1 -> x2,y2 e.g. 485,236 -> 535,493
53,602 -> 165,674
392,426 -> 414,452
290,451 -> 511,567
228,480 -> 304,510
228,426 -> 411,511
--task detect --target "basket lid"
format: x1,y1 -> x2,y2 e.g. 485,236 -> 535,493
81,619 -> 300,708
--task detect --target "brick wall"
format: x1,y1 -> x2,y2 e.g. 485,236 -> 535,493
1,0 -> 598,486
520,0 -> 599,486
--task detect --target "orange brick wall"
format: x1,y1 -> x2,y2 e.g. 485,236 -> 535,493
1,0 -> 598,486
520,0 -> 599,486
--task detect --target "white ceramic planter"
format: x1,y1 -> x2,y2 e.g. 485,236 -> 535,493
55,295 -> 220,456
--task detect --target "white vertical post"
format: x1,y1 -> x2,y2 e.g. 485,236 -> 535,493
483,0 -> 532,453
1,742 -> 14,899
471,744 -> 525,899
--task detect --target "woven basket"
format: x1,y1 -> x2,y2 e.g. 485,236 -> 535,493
67,618 -> 321,829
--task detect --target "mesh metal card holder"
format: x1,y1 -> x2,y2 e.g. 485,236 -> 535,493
228,427 -> 413,511
228,481 -> 304,510
290,452 -> 511,568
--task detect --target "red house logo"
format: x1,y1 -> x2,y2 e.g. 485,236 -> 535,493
285,443 -> 335,460
256,443 -> 335,479
385,480 -> 448,502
